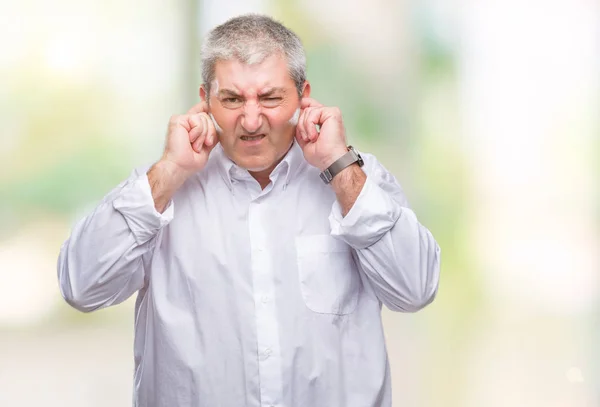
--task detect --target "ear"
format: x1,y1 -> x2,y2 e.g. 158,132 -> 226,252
301,81 -> 311,99
199,85 -> 208,103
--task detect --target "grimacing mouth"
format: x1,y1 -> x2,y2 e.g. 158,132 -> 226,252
240,134 -> 266,141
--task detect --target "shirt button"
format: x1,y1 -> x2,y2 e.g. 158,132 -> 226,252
263,348 -> 272,358
261,295 -> 269,304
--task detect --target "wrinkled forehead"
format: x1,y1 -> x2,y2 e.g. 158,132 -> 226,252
212,54 -> 295,95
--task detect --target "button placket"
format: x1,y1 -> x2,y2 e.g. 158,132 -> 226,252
248,200 -> 283,406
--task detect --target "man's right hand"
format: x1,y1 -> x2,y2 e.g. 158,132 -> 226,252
147,103 -> 219,213
162,102 -> 218,176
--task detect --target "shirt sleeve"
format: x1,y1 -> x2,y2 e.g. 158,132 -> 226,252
328,154 -> 441,312
57,167 -> 174,312
328,174 -> 402,249
113,173 -> 174,245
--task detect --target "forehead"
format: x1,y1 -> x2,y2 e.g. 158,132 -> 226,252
213,54 -> 295,93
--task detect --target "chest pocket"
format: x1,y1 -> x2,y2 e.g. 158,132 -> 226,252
296,234 -> 360,315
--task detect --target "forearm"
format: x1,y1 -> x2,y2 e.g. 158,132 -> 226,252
330,163 -> 367,217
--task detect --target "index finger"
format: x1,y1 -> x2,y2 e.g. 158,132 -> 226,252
300,97 -> 323,109
187,102 -> 208,115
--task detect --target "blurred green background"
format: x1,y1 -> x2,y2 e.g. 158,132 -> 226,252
0,0 -> 598,405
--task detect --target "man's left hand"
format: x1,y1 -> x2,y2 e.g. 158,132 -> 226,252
296,98 -> 349,171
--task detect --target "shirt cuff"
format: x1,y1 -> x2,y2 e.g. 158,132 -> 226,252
329,175 -> 402,249
112,174 -> 174,245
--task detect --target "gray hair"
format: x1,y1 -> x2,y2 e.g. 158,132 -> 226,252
201,14 -> 307,98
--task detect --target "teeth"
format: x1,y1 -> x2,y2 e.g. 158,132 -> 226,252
242,135 -> 264,141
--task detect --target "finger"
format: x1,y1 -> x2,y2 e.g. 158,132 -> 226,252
301,107 -> 310,141
192,116 -> 208,152
193,131 -> 206,153
199,113 -> 216,145
295,125 -> 308,149
187,102 -> 208,115
300,97 -> 324,109
196,116 -> 219,155
305,107 -> 317,142
303,107 -> 318,142
189,126 -> 203,150
312,108 -> 327,141
202,128 -> 219,154
295,112 -> 305,142
171,114 -> 191,132
298,108 -> 311,142
198,114 -> 218,150
204,116 -> 217,147
306,108 -> 322,141
199,114 -> 216,148
188,113 -> 203,127
188,114 -> 204,144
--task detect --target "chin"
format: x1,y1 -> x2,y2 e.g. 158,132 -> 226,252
234,149 -> 285,173
242,160 -> 274,173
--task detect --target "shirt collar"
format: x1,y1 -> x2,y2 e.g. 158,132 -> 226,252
214,139 -> 305,191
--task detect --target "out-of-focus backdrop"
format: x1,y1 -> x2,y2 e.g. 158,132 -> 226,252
1,0 -> 598,405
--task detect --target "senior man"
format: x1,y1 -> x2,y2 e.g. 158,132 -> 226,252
58,14 -> 441,407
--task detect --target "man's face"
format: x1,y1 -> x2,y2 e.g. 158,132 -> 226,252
201,53 -> 309,173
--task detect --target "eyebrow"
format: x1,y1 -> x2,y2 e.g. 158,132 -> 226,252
217,89 -> 241,98
258,87 -> 287,97
217,87 -> 287,98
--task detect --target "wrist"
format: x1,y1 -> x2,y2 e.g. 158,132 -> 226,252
155,159 -> 192,186
318,146 -> 349,171
330,163 -> 364,189
330,163 -> 367,217
147,160 -> 189,213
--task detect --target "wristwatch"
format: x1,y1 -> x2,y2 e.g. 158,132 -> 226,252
319,145 -> 364,184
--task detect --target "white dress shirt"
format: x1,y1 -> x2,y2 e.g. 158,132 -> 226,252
57,141 -> 440,407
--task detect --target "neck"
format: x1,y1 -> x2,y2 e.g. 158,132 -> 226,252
248,158 -> 282,189
248,142 -> 294,189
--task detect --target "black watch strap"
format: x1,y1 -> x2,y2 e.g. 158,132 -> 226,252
319,146 -> 364,184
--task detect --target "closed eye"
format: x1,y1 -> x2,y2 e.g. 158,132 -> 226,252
261,96 -> 283,107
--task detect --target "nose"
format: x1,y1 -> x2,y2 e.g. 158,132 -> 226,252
240,101 -> 263,134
